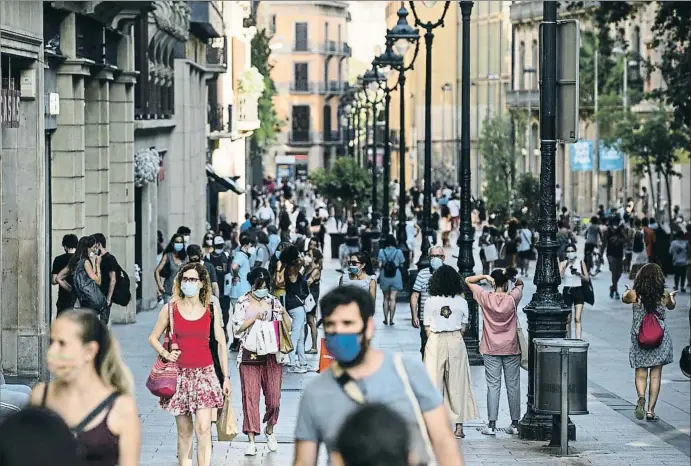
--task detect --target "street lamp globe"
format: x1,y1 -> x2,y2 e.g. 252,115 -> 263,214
421,0 -> 437,8
341,115 -> 348,126
344,103 -> 352,114
368,80 -> 379,93
388,4 -> 419,58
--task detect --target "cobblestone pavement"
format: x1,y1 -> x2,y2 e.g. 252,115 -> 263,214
114,229 -> 690,465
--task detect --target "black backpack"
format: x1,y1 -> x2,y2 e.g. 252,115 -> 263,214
111,264 -> 131,307
208,251 -> 230,284
382,250 -> 398,278
632,231 -> 645,253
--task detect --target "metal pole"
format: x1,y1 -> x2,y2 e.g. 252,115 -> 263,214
442,86 -> 446,174
593,42 -> 599,213
623,56 -> 628,200
518,1 -> 572,441
398,73 -> 408,246
355,107 -> 360,164
419,24 -> 434,267
457,0 -> 482,366
372,104 -> 379,217
560,348 -> 569,457
382,90 -> 392,235
365,106 -> 371,171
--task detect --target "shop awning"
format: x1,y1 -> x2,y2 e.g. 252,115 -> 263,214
206,164 -> 244,194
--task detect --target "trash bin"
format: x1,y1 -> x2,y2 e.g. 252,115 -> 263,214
533,338 -> 589,415
329,232 -> 345,260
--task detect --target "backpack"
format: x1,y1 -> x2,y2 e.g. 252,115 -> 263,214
209,251 -> 230,284
608,229 -> 624,250
111,264 -> 131,307
382,250 -> 398,278
638,311 -> 664,350
632,231 -> 645,253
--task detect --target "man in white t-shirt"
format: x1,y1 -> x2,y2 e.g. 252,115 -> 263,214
517,219 -> 533,277
448,197 -> 460,230
257,200 -> 275,225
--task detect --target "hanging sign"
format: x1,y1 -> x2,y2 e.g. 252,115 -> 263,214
569,140 -> 593,172
1,88 -> 21,128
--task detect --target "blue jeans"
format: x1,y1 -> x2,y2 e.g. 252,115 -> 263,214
288,306 -> 307,366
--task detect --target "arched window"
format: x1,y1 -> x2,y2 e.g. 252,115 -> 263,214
531,39 -> 538,88
519,41 -> 526,89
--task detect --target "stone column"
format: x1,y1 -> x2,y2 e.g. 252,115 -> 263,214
84,72 -> 113,237
140,182 -> 159,311
109,72 -> 137,324
51,61 -> 90,255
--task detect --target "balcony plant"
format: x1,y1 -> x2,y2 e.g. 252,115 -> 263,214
134,148 -> 161,188
238,66 -> 265,96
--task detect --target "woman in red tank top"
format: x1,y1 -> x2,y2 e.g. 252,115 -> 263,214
148,262 -> 231,466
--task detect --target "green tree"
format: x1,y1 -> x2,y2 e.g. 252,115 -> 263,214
250,29 -> 284,161
310,157 -> 372,218
515,173 -> 541,227
478,115 -> 516,220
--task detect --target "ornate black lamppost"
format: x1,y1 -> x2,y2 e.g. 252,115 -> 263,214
373,38 -> 403,236
362,66 -> 386,222
455,0 -> 482,366
409,0 -> 451,267
387,2 -> 420,248
517,1 -> 573,442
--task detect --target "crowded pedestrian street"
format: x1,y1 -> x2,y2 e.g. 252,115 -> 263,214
107,229 -> 690,466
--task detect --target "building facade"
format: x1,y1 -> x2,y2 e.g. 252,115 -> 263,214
256,0 -> 351,180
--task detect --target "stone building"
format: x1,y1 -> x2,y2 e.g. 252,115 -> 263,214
1,0 -> 48,381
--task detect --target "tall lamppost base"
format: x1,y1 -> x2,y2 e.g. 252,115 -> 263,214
465,340 -> 484,366
519,412 -> 576,442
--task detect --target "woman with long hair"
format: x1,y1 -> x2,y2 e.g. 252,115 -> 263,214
465,267 -> 524,436
56,236 -> 109,325
560,243 -> 589,339
340,251 -> 376,302
201,231 -> 216,258
154,234 -> 188,303
232,268 -> 286,456
281,247 -> 311,373
622,263 -> 677,421
424,265 -> 478,438
377,235 -> 406,325
148,262 -> 231,466
29,308 -> 140,466
304,248 -> 323,353
270,241 -> 292,303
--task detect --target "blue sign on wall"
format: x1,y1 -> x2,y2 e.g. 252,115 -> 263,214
599,143 -> 625,171
570,141 -> 593,172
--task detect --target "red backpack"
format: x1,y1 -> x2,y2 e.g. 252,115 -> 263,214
638,311 -> 664,349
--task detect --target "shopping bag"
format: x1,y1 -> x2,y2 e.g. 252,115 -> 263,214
217,396 -> 239,442
257,320 -> 279,355
483,244 -> 499,262
517,324 -> 529,370
318,338 -> 334,373
243,321 -> 260,353
303,293 -> 317,313
279,311 -> 294,354
581,278 -> 595,306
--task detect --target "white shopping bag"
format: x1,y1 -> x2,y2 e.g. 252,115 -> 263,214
483,244 -> 499,262
243,321 -> 260,353
223,273 -> 232,297
257,320 -> 279,356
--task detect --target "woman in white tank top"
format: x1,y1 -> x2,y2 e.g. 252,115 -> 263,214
339,252 -> 376,302
559,243 -> 589,339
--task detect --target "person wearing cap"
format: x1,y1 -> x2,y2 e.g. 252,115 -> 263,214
233,267 -> 286,456
208,236 -> 232,337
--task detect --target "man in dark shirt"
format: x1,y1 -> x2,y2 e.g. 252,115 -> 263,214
93,233 -> 120,310
51,234 -> 78,315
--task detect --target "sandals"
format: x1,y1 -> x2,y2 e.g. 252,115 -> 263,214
454,427 -> 465,439
635,397 -> 646,420
646,412 -> 659,422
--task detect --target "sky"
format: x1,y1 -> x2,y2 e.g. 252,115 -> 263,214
347,1 -> 388,80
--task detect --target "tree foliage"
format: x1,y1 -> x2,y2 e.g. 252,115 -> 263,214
250,29 -> 284,158
479,115 -> 516,217
310,157 -> 372,216
515,173 -> 541,227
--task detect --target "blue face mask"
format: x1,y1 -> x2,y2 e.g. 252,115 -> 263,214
348,266 -> 360,275
275,251 -> 281,259
325,332 -> 363,365
253,288 -> 269,299
180,282 -> 199,297
174,243 -> 184,252
430,257 -> 443,270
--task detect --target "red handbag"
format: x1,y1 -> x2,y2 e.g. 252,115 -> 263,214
146,303 -> 179,398
638,311 -> 664,350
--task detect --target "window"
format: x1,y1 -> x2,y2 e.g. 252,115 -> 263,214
631,26 -> 641,80
291,105 -> 311,141
519,41 -> 525,89
338,24 -> 342,45
293,62 -> 309,91
323,104 -> 332,138
295,22 -> 308,51
325,23 -> 329,42
531,39 -> 538,87
269,14 -> 276,34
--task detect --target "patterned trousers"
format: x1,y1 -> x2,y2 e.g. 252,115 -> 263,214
239,355 -> 283,434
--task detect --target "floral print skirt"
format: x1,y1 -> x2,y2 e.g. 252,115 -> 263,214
160,365 -> 224,416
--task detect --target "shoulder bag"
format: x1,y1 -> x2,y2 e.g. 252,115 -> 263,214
509,296 -> 528,370
146,303 -> 179,398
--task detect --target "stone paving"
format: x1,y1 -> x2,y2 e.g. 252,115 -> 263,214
113,230 -> 691,465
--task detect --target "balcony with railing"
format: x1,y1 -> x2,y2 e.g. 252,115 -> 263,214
288,131 -> 315,145
319,41 -> 351,57
289,81 -> 317,94
207,104 -> 235,137
318,80 -> 346,95
505,89 -> 540,109
237,94 -> 260,132
293,40 -> 315,53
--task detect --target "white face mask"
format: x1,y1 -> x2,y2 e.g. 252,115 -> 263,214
183,235 -> 191,244
566,252 -> 577,261
246,246 -> 256,255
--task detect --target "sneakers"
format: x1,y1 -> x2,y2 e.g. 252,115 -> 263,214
505,425 -> 519,435
266,429 -> 278,452
288,365 -> 307,374
481,426 -> 497,436
245,443 -> 257,456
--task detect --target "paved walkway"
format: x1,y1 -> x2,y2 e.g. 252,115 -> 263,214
113,230 -> 691,465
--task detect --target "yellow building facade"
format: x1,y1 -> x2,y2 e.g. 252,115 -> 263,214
256,0 -> 351,179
